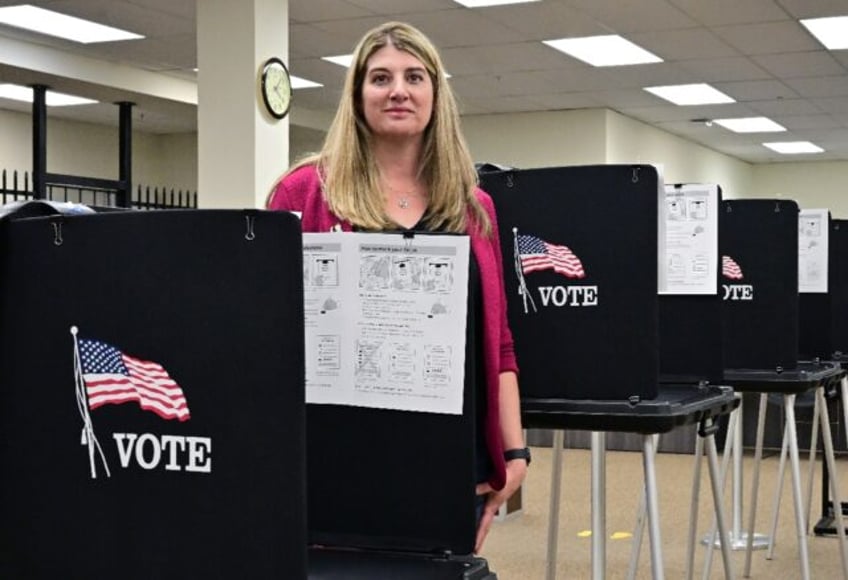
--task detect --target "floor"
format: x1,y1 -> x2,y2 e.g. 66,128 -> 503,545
482,442 -> 847,579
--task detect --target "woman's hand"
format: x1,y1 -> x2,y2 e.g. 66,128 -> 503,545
474,456 -> 528,553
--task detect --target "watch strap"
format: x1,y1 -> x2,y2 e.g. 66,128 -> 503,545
504,446 -> 531,465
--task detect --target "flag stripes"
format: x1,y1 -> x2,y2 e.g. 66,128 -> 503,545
722,255 -> 744,280
517,234 -> 586,279
79,338 -> 190,421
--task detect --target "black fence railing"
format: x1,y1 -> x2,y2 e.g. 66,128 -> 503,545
0,169 -> 197,210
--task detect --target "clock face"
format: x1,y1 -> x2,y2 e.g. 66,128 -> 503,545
261,58 -> 291,119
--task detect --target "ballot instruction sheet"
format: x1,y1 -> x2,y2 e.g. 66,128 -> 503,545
660,183 -> 719,295
798,208 -> 829,293
302,232 -> 470,414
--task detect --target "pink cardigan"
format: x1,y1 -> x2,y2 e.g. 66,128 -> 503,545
269,165 -> 518,490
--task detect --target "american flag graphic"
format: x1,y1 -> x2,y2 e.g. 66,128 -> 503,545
722,255 -> 744,280
517,234 -> 586,279
79,338 -> 190,421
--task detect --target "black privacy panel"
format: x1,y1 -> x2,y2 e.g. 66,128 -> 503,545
799,212 -> 832,360
0,210 -> 307,580
830,219 -> 848,356
658,185 -> 724,385
659,295 -> 724,385
720,199 -> 799,370
307,262 -> 478,556
481,165 -> 659,401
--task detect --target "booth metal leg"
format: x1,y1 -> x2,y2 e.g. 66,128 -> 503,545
684,431 -> 704,580
702,409 -> 738,580
703,420 -> 736,580
743,393 -> 769,577
804,394 -> 821,535
784,394 -> 812,580
545,429 -> 565,580
733,398 -> 744,541
766,421 -> 789,560
626,434 -> 660,580
642,434 -> 665,580
816,387 -> 848,579
591,432 -> 607,580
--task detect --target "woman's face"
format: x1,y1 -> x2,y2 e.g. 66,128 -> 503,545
360,43 -> 434,142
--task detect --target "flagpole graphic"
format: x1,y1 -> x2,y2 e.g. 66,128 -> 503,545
513,227 -> 537,314
71,326 -> 111,479
72,327 -> 191,479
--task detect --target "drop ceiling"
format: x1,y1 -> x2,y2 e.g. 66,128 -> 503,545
2,0 -> 848,164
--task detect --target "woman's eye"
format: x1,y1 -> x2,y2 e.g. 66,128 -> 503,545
371,74 -> 390,85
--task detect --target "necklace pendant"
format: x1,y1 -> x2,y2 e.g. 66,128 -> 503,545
398,197 -> 410,209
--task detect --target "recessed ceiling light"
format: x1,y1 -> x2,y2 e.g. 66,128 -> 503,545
291,76 -> 322,89
644,83 -> 735,106
453,0 -> 541,7
713,117 -> 786,133
801,15 -> 848,50
763,141 -> 824,154
0,83 -> 97,106
543,35 -> 662,67
322,54 -> 354,68
0,4 -> 143,43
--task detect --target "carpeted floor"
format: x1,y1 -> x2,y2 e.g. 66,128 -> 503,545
482,443 -> 847,579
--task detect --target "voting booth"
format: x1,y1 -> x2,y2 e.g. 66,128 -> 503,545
481,166 -> 738,579
718,199 -> 847,577
481,164 -> 659,402
0,209 -> 307,579
302,232 -> 496,580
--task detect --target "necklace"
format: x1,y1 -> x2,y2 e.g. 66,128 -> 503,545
385,182 -> 424,210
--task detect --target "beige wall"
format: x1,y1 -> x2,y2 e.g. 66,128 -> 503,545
462,109 -> 607,169
3,105 -> 848,216
750,161 -> 848,217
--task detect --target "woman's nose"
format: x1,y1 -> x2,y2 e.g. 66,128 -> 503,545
389,80 -> 409,100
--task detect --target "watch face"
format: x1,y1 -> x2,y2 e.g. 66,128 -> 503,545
261,57 -> 291,119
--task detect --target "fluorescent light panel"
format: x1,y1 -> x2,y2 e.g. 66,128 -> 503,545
291,76 -> 322,89
454,0 -> 541,7
801,15 -> 848,50
713,117 -> 786,133
0,4 -> 143,43
0,84 -> 97,106
543,35 -> 662,67
644,83 -> 735,106
763,141 -> 824,154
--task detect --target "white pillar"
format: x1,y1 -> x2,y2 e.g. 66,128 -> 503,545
196,0 -> 289,209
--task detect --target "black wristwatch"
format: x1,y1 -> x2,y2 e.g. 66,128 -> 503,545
504,447 -> 531,466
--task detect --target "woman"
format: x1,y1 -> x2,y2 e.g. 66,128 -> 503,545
267,21 -> 527,553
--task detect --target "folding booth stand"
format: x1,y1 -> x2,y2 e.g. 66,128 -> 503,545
718,199 -> 847,580
482,166 -> 738,580
304,233 -> 496,580
800,218 -> 848,537
0,208 -> 308,579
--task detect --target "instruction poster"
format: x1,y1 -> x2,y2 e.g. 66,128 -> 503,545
660,183 -> 719,295
798,208 -> 829,293
302,232 -> 470,414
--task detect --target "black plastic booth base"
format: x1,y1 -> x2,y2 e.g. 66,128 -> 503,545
522,384 -> 739,434
308,548 -> 496,580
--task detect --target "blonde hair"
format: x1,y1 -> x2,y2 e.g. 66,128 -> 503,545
282,21 -> 489,235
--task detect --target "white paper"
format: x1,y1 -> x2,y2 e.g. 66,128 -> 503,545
798,208 -> 829,293
659,183 -> 719,295
302,232 -> 470,414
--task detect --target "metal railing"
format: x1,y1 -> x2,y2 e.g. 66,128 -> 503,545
1,169 -> 197,210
